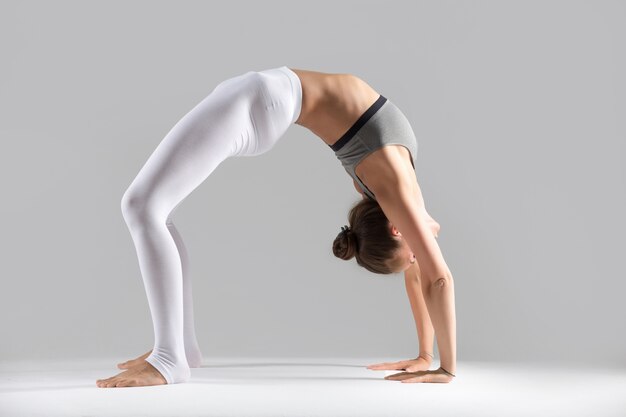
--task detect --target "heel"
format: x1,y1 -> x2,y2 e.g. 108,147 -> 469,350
145,353 -> 191,384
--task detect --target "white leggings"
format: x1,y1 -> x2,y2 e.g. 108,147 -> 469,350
120,66 -> 302,384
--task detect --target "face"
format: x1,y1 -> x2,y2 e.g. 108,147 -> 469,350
389,224 -> 416,273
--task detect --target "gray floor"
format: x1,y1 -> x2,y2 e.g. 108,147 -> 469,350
1,357 -> 625,417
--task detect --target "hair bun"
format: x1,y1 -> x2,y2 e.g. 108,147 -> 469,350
332,225 -> 358,260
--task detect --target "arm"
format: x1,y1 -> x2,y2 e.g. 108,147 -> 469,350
404,262 -> 436,361
372,174 -> 457,375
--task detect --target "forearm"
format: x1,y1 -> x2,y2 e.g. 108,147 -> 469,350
421,270 -> 457,374
404,267 -> 435,358
369,177 -> 457,374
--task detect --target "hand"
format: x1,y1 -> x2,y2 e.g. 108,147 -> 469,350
366,355 -> 432,372
384,367 -> 455,383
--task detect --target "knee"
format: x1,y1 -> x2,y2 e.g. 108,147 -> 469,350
121,188 -> 164,230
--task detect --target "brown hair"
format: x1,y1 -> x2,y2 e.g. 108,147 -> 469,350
332,198 -> 404,274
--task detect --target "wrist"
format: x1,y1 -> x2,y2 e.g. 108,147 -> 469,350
439,365 -> 456,377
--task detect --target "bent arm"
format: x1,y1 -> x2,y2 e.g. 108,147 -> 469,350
373,176 -> 457,374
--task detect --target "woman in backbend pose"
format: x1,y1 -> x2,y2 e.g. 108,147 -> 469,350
96,66 -> 457,388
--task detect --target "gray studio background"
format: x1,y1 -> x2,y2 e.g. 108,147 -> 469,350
1,0 -> 624,368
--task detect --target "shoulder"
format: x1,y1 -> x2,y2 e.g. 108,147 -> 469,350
369,171 -> 447,281
357,145 -> 417,197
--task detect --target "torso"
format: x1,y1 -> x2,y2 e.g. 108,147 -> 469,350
288,68 -> 414,193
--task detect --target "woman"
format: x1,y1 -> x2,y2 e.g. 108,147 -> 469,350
96,66 -> 456,388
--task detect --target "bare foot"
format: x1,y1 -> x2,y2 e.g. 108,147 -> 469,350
117,350 -> 152,370
96,361 -> 166,388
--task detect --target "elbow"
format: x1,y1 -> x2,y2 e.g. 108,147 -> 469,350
431,277 -> 450,289
425,270 -> 453,289
420,274 -> 452,299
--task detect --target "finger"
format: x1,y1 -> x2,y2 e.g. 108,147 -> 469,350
366,362 -> 390,369
401,373 -> 451,383
368,363 -> 406,371
367,361 -> 400,368
385,369 -> 431,381
405,364 -> 430,372
367,361 -> 412,370
384,371 -> 417,381
401,376 -> 427,383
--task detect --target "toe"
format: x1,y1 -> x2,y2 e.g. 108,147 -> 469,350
105,378 -> 119,388
115,379 -> 129,388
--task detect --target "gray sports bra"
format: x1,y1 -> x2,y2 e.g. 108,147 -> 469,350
329,95 -> 418,200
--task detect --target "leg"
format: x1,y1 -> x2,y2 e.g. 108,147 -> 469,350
117,220 -> 203,370
97,78 -> 253,388
167,218 -> 203,368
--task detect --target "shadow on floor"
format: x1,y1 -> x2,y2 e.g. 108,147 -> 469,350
200,362 -> 367,369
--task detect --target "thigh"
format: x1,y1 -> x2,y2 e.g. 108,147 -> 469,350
126,79 -> 255,217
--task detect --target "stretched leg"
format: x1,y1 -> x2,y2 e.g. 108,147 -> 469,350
167,218 -> 203,367
97,77 -> 254,388
116,220 -> 203,370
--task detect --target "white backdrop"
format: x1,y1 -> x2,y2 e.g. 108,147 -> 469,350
1,0 -> 624,368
